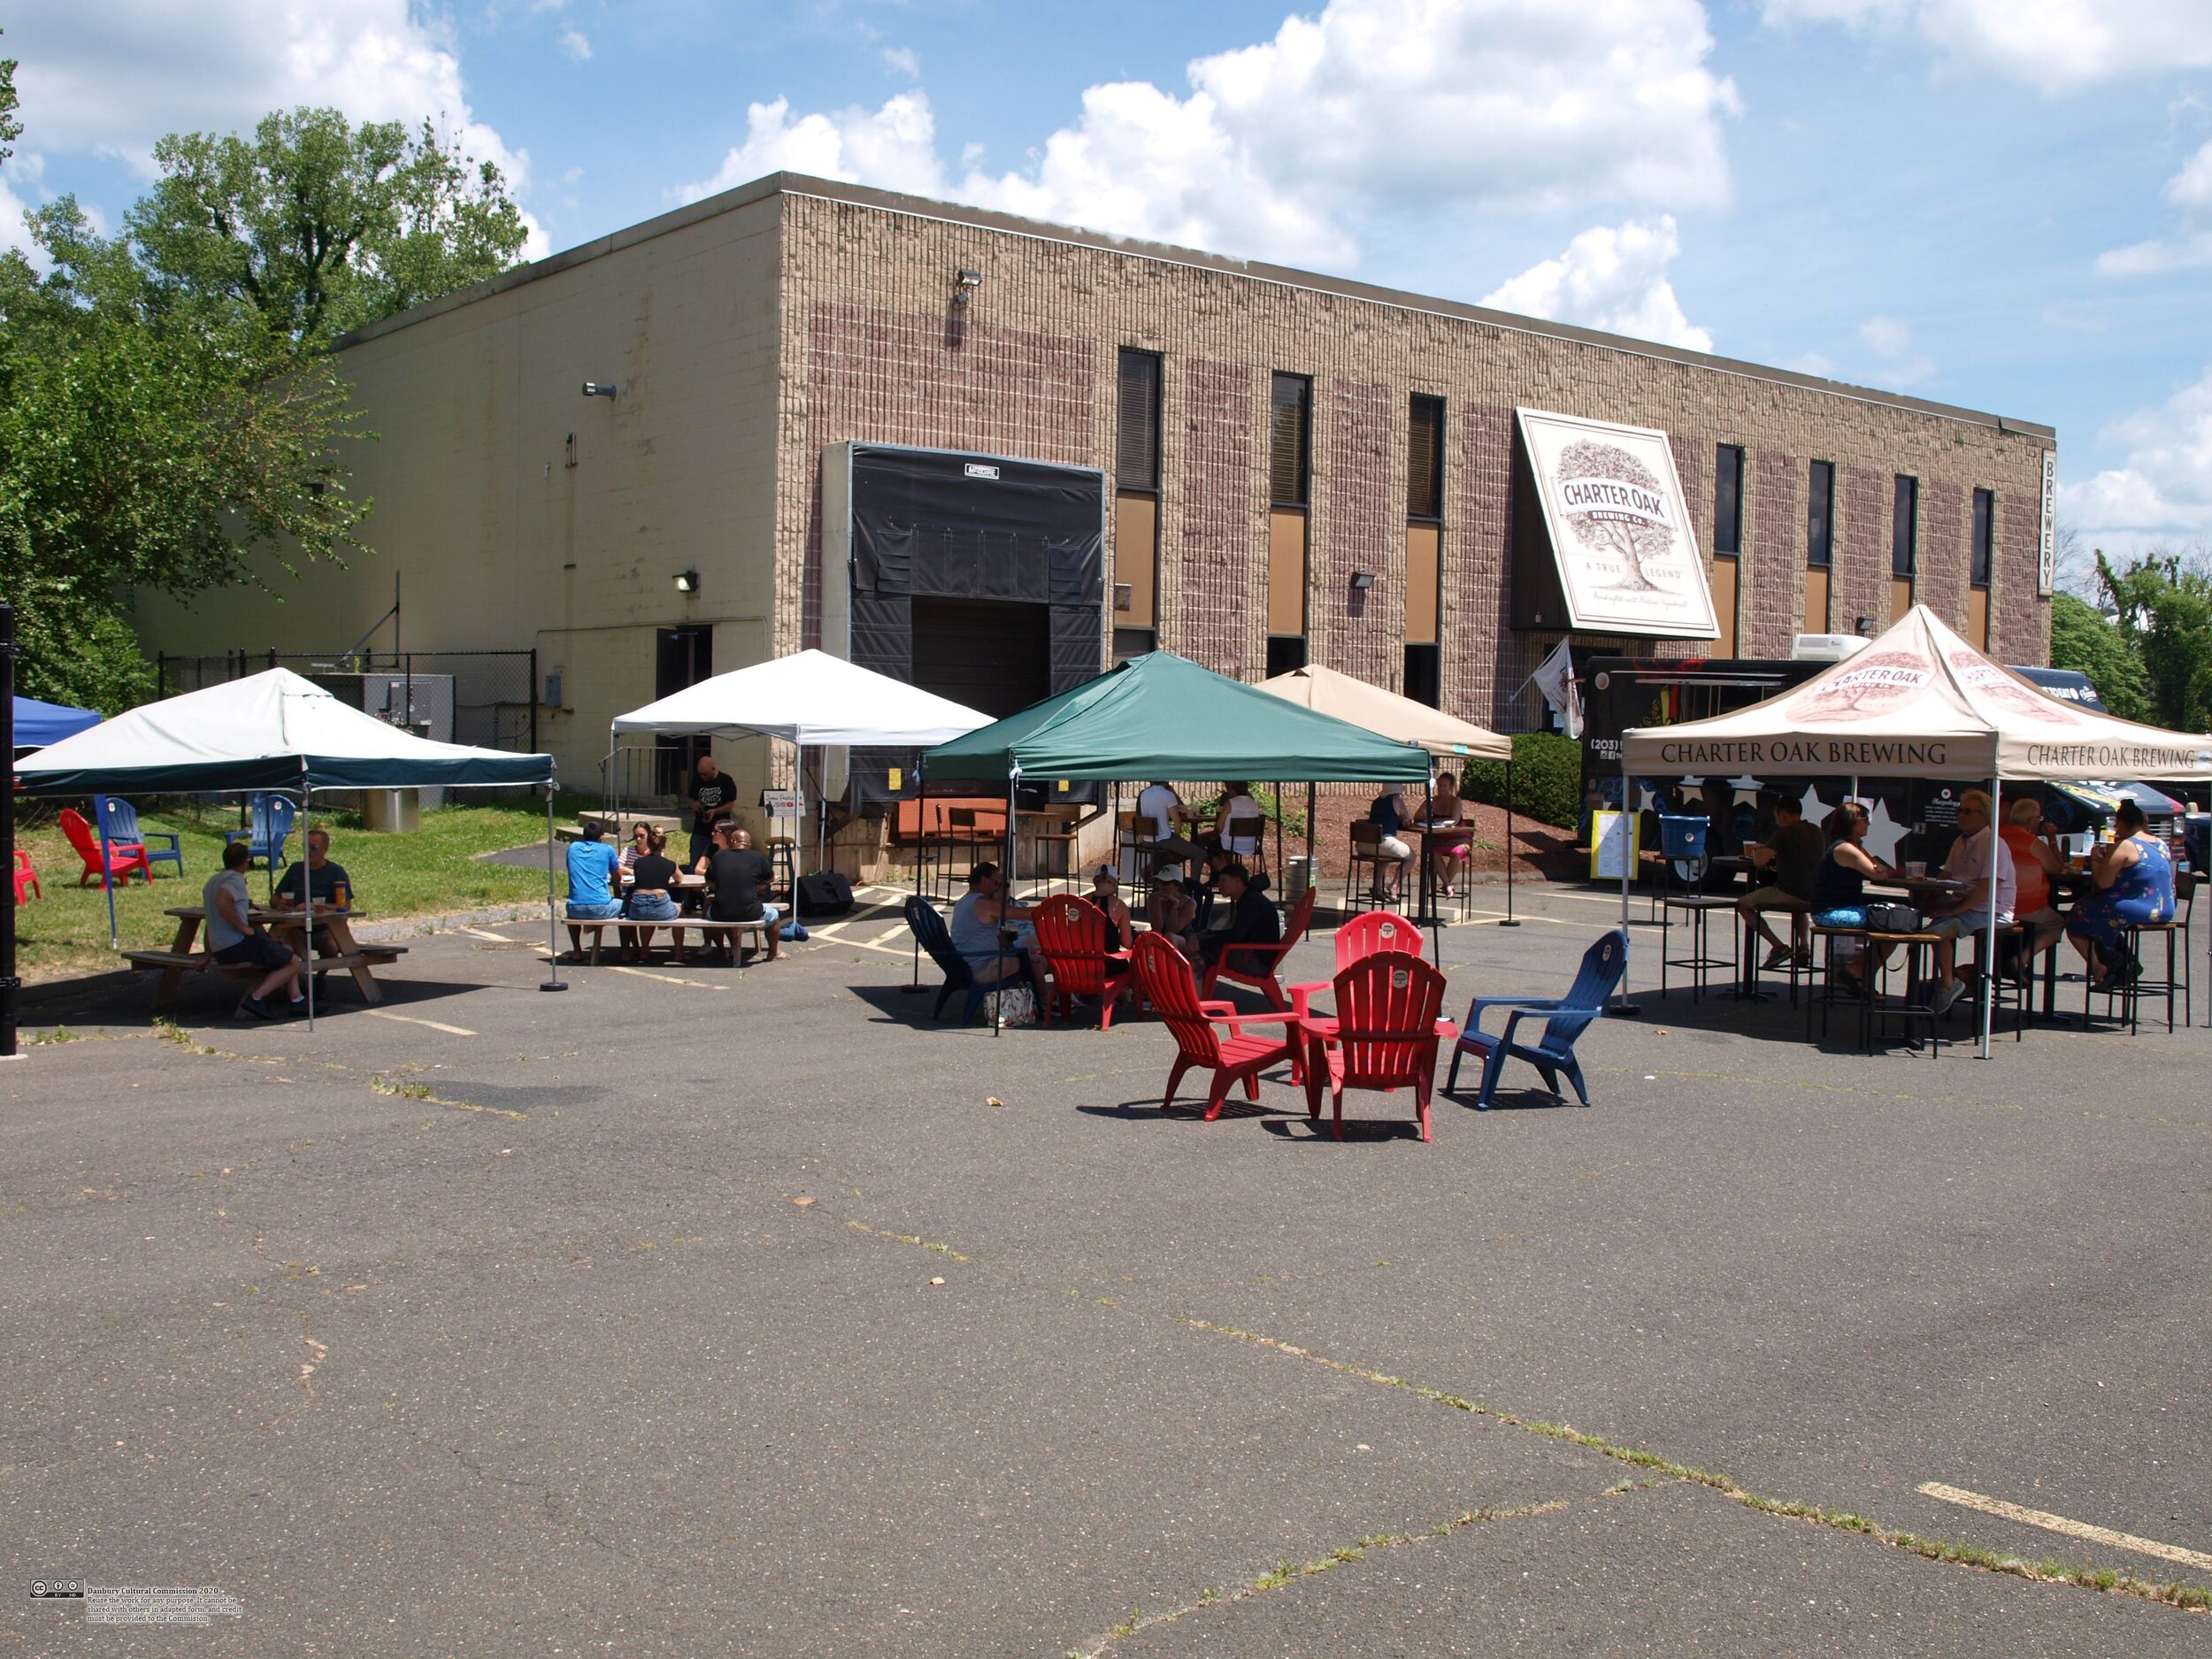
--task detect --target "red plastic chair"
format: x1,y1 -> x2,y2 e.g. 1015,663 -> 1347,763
1129,933 -> 1299,1119
1299,953 -> 1458,1141
13,849 -> 41,903
1031,895 -> 1137,1029
58,807 -> 152,888
1288,910 -> 1424,1018
1198,884 -> 1317,1010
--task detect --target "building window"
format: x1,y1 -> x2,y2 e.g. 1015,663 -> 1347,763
1268,373 -> 1311,671
1807,461 -> 1834,567
1405,394 -> 1444,706
1114,348 -> 1163,660
1970,488 -> 1993,588
1892,474 -> 1918,579
1713,443 -> 1744,557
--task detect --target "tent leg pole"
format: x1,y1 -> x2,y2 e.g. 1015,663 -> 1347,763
300,772 -> 314,1032
1305,782 -> 1316,902
1501,758 -> 1521,926
99,803 -> 118,948
995,771 -> 1018,1038
1609,762 -> 1640,1018
1980,778 -> 1999,1058
903,757 -> 926,994
541,780 -> 566,993
1419,776 -> 1440,963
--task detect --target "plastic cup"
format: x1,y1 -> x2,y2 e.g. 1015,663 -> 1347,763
1903,861 -> 1926,878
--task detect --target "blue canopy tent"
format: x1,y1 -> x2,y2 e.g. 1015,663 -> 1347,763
12,695 -> 100,751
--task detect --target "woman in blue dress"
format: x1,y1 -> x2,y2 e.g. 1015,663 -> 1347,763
2066,799 -> 2174,988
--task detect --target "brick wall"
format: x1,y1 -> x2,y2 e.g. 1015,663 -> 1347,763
1317,378 -> 1399,687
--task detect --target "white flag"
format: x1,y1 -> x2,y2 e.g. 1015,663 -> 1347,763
1531,641 -> 1584,738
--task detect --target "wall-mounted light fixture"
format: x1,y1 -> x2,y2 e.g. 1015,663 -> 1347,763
673,569 -> 700,595
582,381 -> 618,399
951,268 -> 983,307
1350,571 -> 1379,590
1855,614 -> 1875,636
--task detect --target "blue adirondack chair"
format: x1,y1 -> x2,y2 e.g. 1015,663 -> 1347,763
95,795 -> 184,879
1446,929 -> 1627,1110
905,895 -> 993,1023
224,793 -> 297,870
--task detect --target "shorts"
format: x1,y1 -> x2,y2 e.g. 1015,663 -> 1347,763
565,899 -> 624,921
626,891 -> 680,922
1740,887 -> 1811,912
1378,835 -> 1411,860
711,903 -> 781,930
214,934 -> 295,972
1924,909 -> 1997,941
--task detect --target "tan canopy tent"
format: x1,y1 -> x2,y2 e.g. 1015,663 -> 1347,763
1257,663 -> 1519,928
1620,604 -> 2212,1054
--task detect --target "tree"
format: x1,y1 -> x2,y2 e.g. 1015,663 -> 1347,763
0,37 -> 19,168
2097,549 -> 2212,733
127,107 -> 528,342
2047,592 -> 2150,722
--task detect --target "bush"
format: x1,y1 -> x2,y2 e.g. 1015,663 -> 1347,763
1457,733 -> 1582,830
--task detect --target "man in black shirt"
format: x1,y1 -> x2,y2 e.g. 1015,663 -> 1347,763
272,828 -> 354,956
706,826 -> 780,963
685,755 -> 739,866
1197,864 -> 1279,976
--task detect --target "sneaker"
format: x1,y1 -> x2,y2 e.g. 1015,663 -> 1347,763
239,996 -> 279,1021
284,999 -> 311,1018
1932,980 -> 1964,1017
1792,947 -> 1813,970
1762,943 -> 1793,970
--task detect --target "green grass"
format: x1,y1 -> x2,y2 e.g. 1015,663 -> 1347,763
12,796 -> 587,982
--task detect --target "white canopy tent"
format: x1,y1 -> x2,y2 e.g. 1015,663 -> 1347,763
1620,605 -> 2212,1055
14,668 -> 559,1022
609,650 -> 992,891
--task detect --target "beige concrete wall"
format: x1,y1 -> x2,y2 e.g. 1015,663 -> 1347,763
132,193 -> 789,789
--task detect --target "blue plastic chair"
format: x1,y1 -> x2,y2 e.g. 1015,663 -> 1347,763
223,794 -> 296,870
95,795 -> 184,879
1446,929 -> 1627,1109
905,895 -> 993,1023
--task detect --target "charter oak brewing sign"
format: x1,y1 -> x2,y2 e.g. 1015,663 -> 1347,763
1516,409 -> 1720,639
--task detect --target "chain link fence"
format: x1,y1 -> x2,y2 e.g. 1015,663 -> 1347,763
157,649 -> 540,754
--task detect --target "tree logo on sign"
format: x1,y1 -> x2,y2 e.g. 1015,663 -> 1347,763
1787,650 -> 1932,720
1555,441 -> 1679,595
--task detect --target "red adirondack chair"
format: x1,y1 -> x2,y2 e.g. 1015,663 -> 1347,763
1299,953 -> 1458,1141
1287,910 -> 1424,1019
58,806 -> 152,888
1197,883 -> 1317,1010
13,849 -> 41,903
1031,894 -> 1137,1029
1129,932 -> 1300,1119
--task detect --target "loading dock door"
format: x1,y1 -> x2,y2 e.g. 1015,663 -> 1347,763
913,597 -> 1050,719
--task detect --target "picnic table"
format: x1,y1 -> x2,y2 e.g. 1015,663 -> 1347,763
130,903 -> 406,1008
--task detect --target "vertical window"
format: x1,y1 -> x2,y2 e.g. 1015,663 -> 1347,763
1405,395 -> 1444,706
1267,373 -> 1311,674
1713,444 -> 1745,557
1970,488 -> 1993,588
1807,461 -> 1834,568
1113,349 -> 1163,661
1892,474 -> 1918,579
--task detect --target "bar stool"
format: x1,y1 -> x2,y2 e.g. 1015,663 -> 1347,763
1656,817 -> 1732,1002
1344,822 -> 1390,914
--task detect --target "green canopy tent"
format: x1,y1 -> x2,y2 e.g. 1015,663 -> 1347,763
922,653 -> 1432,1025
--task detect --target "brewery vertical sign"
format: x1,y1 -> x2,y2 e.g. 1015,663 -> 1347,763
2038,448 -> 2058,596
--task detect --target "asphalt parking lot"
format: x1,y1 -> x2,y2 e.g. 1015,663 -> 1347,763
4,881 -> 2208,1655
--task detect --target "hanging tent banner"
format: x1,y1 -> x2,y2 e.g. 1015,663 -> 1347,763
1620,605 -> 2212,783
1515,408 -> 1720,641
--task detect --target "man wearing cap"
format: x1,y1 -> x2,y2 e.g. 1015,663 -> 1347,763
1087,865 -> 1135,951
1147,869 -> 1199,956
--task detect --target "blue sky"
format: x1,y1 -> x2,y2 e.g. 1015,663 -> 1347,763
10,1 -> 2211,564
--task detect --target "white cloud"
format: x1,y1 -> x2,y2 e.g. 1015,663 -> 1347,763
1479,217 -> 1712,351
1760,0 -> 2212,95
2062,363 -> 2212,549
1857,314 -> 1910,357
678,93 -> 947,204
1854,312 -> 1935,387
10,2 -> 546,256
557,27 -> 592,63
0,151 -> 45,263
2096,138 -> 2212,275
881,47 -> 920,81
1786,350 -> 1837,376
681,0 -> 1736,270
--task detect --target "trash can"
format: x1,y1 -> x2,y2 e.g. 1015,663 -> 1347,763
1283,855 -> 1312,901
362,788 -> 421,833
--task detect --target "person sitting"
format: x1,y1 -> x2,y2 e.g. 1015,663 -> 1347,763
1738,794 -> 1822,969
1146,870 -> 1199,957
1426,770 -> 1473,896
620,826 -> 682,962
1193,842 -> 1239,930
1135,780 -> 1202,878
1920,788 -> 2016,1017
2067,798 -> 2175,989
1367,784 -> 1415,903
564,821 -> 626,956
271,827 -> 354,957
2001,795 -> 2069,976
204,840 -> 306,1018
618,821 -> 652,877
1196,862 -> 1280,979
1809,801 -> 1897,997
706,824 -> 781,964
1699,778 -> 1741,860
949,862 -> 1042,991
1210,783 -> 1265,865
1087,864 -> 1136,952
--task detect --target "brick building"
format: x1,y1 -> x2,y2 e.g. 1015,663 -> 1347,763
133,171 -> 2057,817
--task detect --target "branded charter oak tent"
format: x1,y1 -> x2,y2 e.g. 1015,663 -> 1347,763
1620,604 -> 2212,1055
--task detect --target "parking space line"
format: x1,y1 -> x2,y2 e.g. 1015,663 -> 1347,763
365,1010 -> 478,1037
607,964 -> 730,991
462,926 -> 513,941
1917,1481 -> 2212,1572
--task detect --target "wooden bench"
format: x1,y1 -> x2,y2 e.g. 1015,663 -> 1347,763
565,918 -> 776,965
125,944 -> 409,1009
